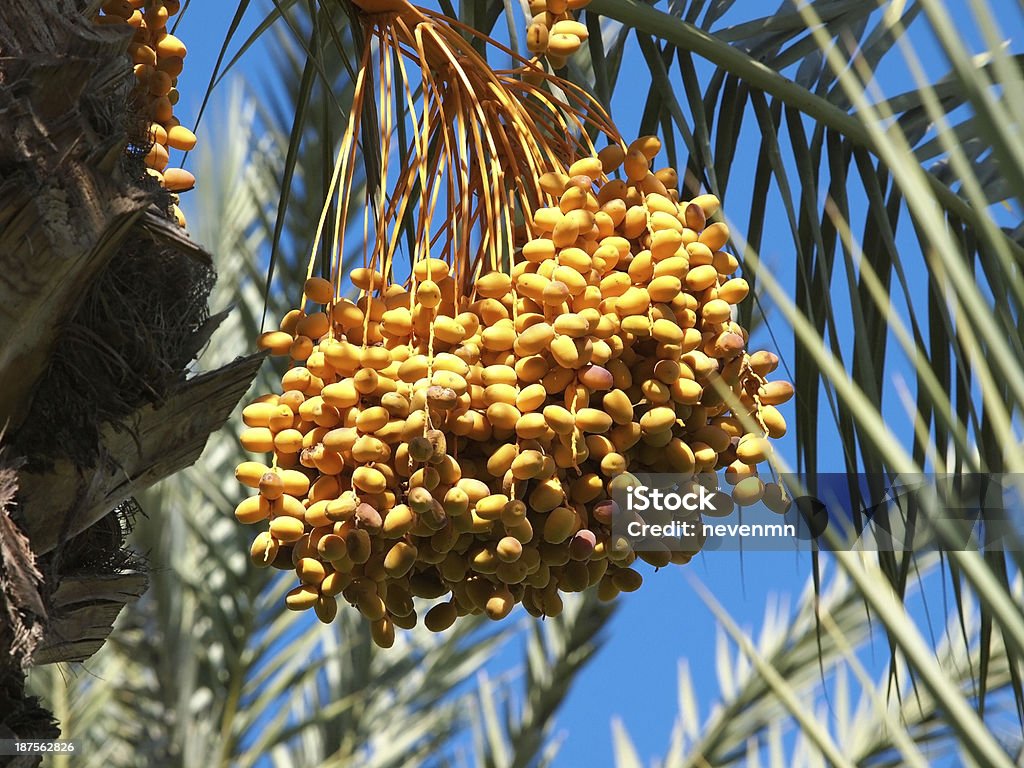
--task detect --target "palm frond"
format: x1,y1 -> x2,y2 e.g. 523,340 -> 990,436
613,559 -> 1023,767
473,592 -> 616,768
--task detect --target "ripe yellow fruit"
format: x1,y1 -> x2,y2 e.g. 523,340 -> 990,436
384,542 -> 418,577
559,187 -> 589,216
477,271 -> 513,298
623,149 -> 649,181
233,129 -> 788,640
158,166 -> 194,192
575,408 -> 612,433
543,506 -> 577,544
648,275 -> 682,303
615,287 -> 651,317
639,406 -> 676,433
240,427 -> 274,453
298,278 -> 332,306
551,216 -> 580,248
249,532 -> 278,567
285,585 -> 319,611
702,299 -> 732,324
485,588 -> 515,620
699,222 -> 730,251
242,400 -> 278,426
272,429 -> 302,454
353,466 -> 387,494
425,602 -> 458,632
760,404 -> 787,438
611,568 -> 642,592
155,33 -> 187,58
270,516 -> 305,543
685,264 -> 719,291
166,124 -> 197,151
315,596 -> 339,624
527,22 -> 549,53
234,495 -> 269,525
631,135 -> 662,159
370,617 -> 396,648
759,380 -> 795,405
762,483 -> 792,514
416,280 -> 442,308
524,240 -> 557,264
538,173 -> 568,198
552,19 -> 589,40
131,43 -> 157,67
718,277 -> 749,304
496,536 -> 524,563
736,435 -> 772,465
317,533 -> 347,561
651,319 -> 683,344
235,461 -> 270,488
475,493 -> 509,521
296,557 -> 326,585
731,476 -> 765,506
547,32 -> 582,56
350,267 -> 384,291
279,469 -> 311,497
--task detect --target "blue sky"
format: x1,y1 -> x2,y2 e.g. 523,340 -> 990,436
167,1 -> 1022,765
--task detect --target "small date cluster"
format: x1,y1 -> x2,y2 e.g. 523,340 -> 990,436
525,0 -> 592,69
95,0 -> 197,228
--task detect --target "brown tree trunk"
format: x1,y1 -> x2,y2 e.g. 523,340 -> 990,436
0,0 -> 261,753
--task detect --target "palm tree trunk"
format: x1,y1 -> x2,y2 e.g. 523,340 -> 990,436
0,0 -> 261,753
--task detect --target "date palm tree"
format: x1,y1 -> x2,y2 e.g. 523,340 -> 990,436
16,0 -> 1024,765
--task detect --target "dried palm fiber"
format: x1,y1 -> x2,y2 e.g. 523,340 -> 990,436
94,0 -> 196,228
235,2 -> 793,645
18,236 -> 215,466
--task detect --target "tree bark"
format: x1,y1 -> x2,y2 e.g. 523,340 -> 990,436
0,0 -> 260,752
